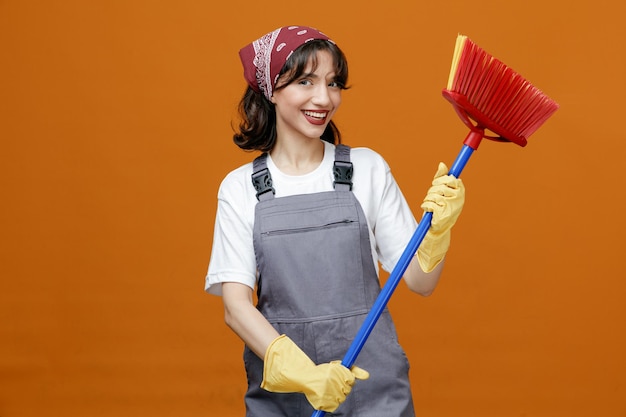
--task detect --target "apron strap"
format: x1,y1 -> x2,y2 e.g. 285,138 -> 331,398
251,144 -> 354,200
252,153 -> 275,201
333,144 -> 353,191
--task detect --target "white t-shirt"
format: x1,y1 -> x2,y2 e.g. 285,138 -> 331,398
205,141 -> 418,296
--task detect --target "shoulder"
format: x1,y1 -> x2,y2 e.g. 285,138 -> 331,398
348,146 -> 391,177
345,146 -> 395,208
217,161 -> 257,203
349,146 -> 389,166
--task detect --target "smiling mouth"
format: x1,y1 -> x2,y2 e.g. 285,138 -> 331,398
303,110 -> 328,120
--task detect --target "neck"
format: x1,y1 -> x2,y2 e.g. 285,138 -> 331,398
270,139 -> 325,176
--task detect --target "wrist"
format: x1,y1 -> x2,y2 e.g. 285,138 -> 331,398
416,230 -> 450,273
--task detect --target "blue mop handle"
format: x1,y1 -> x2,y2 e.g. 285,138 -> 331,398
311,144 -> 474,417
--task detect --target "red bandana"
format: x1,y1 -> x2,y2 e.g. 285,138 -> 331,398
239,26 -> 332,100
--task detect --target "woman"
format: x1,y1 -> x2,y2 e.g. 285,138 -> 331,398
206,25 -> 465,417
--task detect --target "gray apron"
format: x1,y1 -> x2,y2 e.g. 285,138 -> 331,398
244,145 -> 415,417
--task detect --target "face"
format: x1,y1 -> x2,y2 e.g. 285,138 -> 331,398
270,50 -> 342,143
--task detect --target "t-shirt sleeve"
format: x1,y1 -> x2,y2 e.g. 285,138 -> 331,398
372,158 -> 419,274
205,170 -> 257,296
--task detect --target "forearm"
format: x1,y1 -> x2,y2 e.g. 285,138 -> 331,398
403,255 -> 444,296
402,160 -> 464,296
222,282 -> 280,358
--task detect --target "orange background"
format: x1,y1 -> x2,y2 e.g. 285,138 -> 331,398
1,1 -> 625,416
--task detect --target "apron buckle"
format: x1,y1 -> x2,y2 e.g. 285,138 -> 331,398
252,167 -> 275,200
333,160 -> 353,191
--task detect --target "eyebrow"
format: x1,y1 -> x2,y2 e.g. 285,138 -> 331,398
301,71 -> 337,80
301,72 -> 318,79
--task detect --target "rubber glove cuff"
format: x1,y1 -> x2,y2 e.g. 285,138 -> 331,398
417,229 -> 450,273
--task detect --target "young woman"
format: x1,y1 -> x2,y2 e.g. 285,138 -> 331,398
206,25 -> 465,417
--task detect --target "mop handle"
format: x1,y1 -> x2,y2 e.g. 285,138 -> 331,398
310,144 -> 474,417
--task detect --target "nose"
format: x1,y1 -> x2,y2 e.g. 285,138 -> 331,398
311,84 -> 331,106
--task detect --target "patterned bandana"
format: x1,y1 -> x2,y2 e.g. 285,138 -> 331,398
239,25 -> 332,100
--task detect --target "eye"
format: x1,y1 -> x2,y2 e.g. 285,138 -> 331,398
329,80 -> 345,89
298,79 -> 313,86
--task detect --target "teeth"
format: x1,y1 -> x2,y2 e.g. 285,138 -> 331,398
304,111 -> 327,118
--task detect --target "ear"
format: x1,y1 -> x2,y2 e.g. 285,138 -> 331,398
270,95 -> 276,104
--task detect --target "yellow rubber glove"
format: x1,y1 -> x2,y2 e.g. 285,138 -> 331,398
418,162 -> 465,272
261,335 -> 369,412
